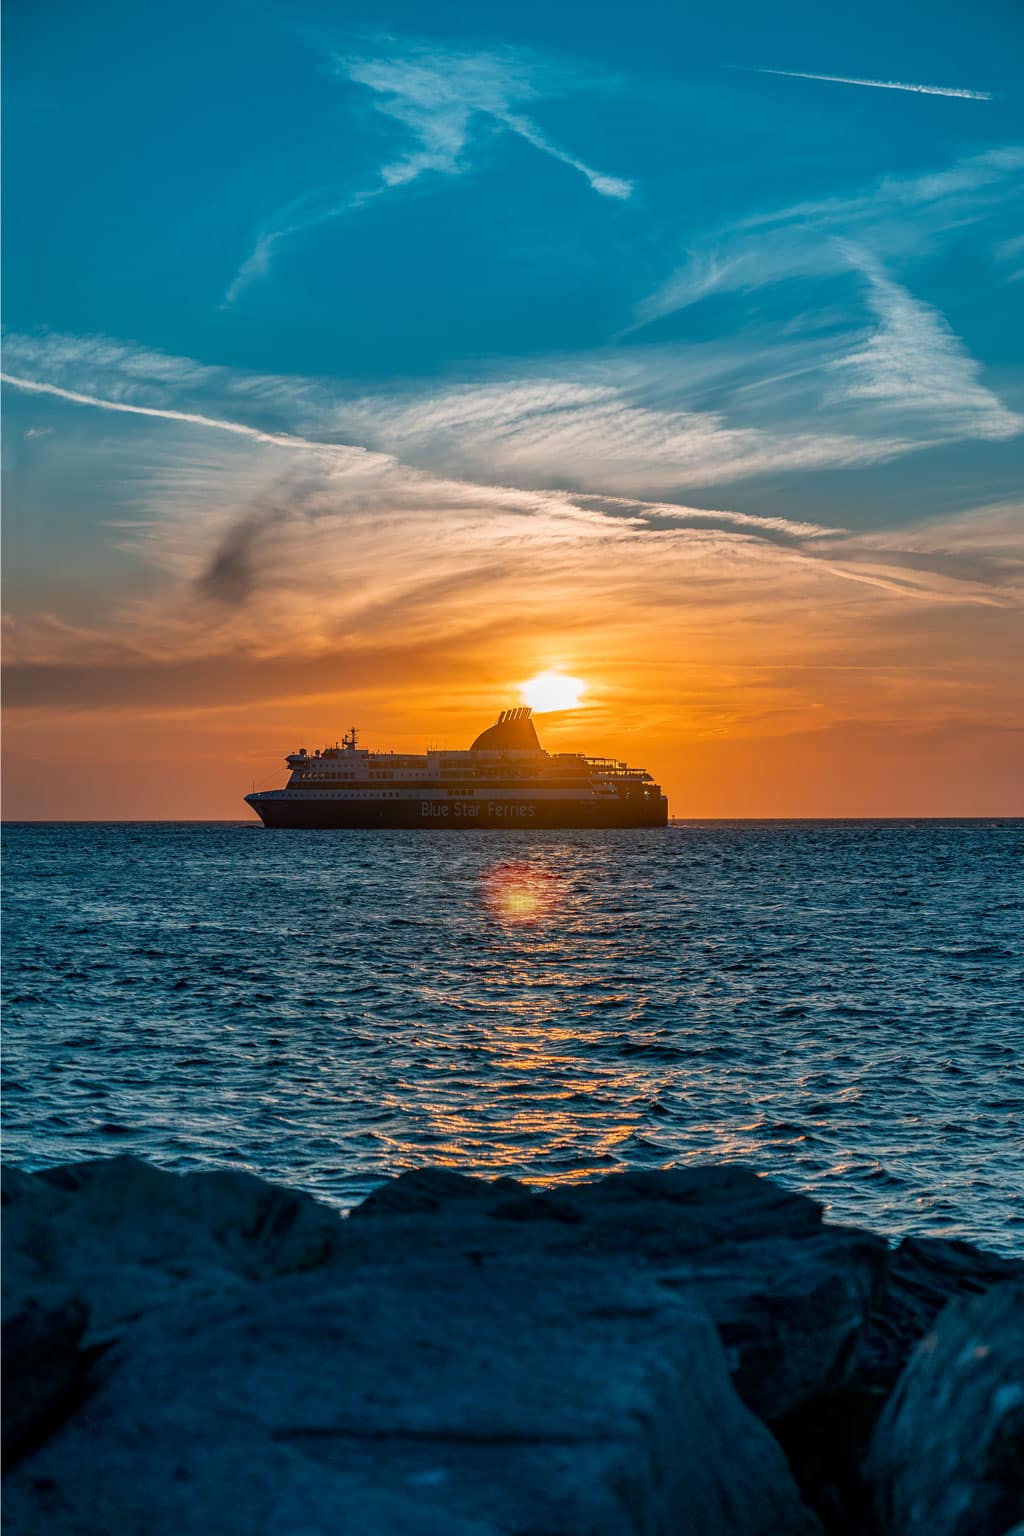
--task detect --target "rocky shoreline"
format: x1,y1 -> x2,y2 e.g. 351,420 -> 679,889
3,1157 -> 1022,1535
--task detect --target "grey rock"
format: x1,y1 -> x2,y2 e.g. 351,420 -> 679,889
867,1282 -> 1024,1536
15,1155 -> 1018,1536
862,1233 -> 1024,1393
3,1255 -> 821,1536
352,1165 -> 529,1218
33,1155 -> 345,1278
2,1156 -> 343,1341
349,1164 -> 888,1422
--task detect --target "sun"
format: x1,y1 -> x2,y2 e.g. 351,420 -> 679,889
521,671 -> 586,713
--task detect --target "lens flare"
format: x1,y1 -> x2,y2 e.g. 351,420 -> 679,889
521,671 -> 586,713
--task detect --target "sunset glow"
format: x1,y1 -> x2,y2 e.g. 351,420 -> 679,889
521,673 -> 587,714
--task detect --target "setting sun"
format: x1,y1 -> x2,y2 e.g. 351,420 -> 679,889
521,671 -> 586,713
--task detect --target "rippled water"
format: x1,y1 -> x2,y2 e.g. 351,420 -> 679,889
3,821 -> 1022,1251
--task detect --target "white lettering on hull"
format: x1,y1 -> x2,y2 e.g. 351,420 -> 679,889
420,802 -> 537,818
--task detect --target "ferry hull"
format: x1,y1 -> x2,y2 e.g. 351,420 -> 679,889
246,795 -> 668,830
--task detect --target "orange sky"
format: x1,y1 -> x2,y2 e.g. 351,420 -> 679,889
3,380 -> 1022,820
5,545 -> 1022,818
5,708 -> 1021,820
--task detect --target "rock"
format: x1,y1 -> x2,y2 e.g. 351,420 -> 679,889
351,1165 -> 529,1217
775,1234 -> 1024,1535
4,1162 -> 885,1425
349,1164 -> 888,1423
34,1155 -> 345,1278
9,1154 -> 1019,1536
866,1283 -> 1024,1536
1,1296 -> 93,1469
861,1234 -> 1024,1393
2,1255 -> 821,1536
2,1157 -> 344,1342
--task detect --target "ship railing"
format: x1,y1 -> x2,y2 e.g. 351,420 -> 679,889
585,759 -> 652,779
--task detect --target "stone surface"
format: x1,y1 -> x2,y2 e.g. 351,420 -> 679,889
6,1154 -> 1020,1536
1,1156 -> 343,1342
866,1283 -> 1024,1536
350,1164 -> 889,1423
2,1255 -> 820,1536
861,1233 -> 1024,1393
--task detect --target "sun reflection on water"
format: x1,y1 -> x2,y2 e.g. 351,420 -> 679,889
377,856 -> 659,1186
479,861 -> 562,924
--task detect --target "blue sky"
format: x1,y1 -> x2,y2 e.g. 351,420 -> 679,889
3,0 -> 1023,814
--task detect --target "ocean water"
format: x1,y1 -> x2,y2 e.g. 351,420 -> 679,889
3,820 -> 1022,1252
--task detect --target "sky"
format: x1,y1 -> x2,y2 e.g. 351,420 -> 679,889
3,0 -> 1023,817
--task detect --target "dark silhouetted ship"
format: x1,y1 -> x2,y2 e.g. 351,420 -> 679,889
245,708 -> 668,829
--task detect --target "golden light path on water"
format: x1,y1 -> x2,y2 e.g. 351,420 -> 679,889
378,857 -> 651,1186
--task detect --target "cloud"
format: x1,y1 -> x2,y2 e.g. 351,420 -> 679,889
2,329 -> 913,506
571,493 -> 840,540
4,330 -> 1018,702
6,307 -> 1016,551
223,236 -> 280,310
8,343 -> 839,546
739,67 -> 992,102
487,111 -> 631,199
196,506 -> 292,605
634,147 -> 1024,326
622,149 -> 1022,452
3,331 -> 220,396
339,48 -> 632,199
326,372 -> 913,494
226,43 -> 631,304
994,233 -> 1024,286
826,250 -> 1022,441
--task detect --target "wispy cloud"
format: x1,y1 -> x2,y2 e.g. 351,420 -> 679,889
625,148 -> 1023,450
1,344 -> 861,530
5,330 -> 1017,678
740,67 -> 992,101
342,50 -> 631,199
7,299 -> 1017,536
994,232 -> 1024,285
3,330 -> 913,503
827,249 -> 1022,441
327,372 -> 912,494
633,148 -> 1024,329
226,43 -> 631,304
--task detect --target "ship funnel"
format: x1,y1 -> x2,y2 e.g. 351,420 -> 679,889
469,707 -> 541,752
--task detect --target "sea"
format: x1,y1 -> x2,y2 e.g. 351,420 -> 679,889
3,820 -> 1022,1253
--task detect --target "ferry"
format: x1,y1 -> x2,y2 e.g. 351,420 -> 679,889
245,707 -> 668,829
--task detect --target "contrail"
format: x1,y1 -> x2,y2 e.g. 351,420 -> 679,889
743,67 -> 991,101
0,372 -> 348,456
